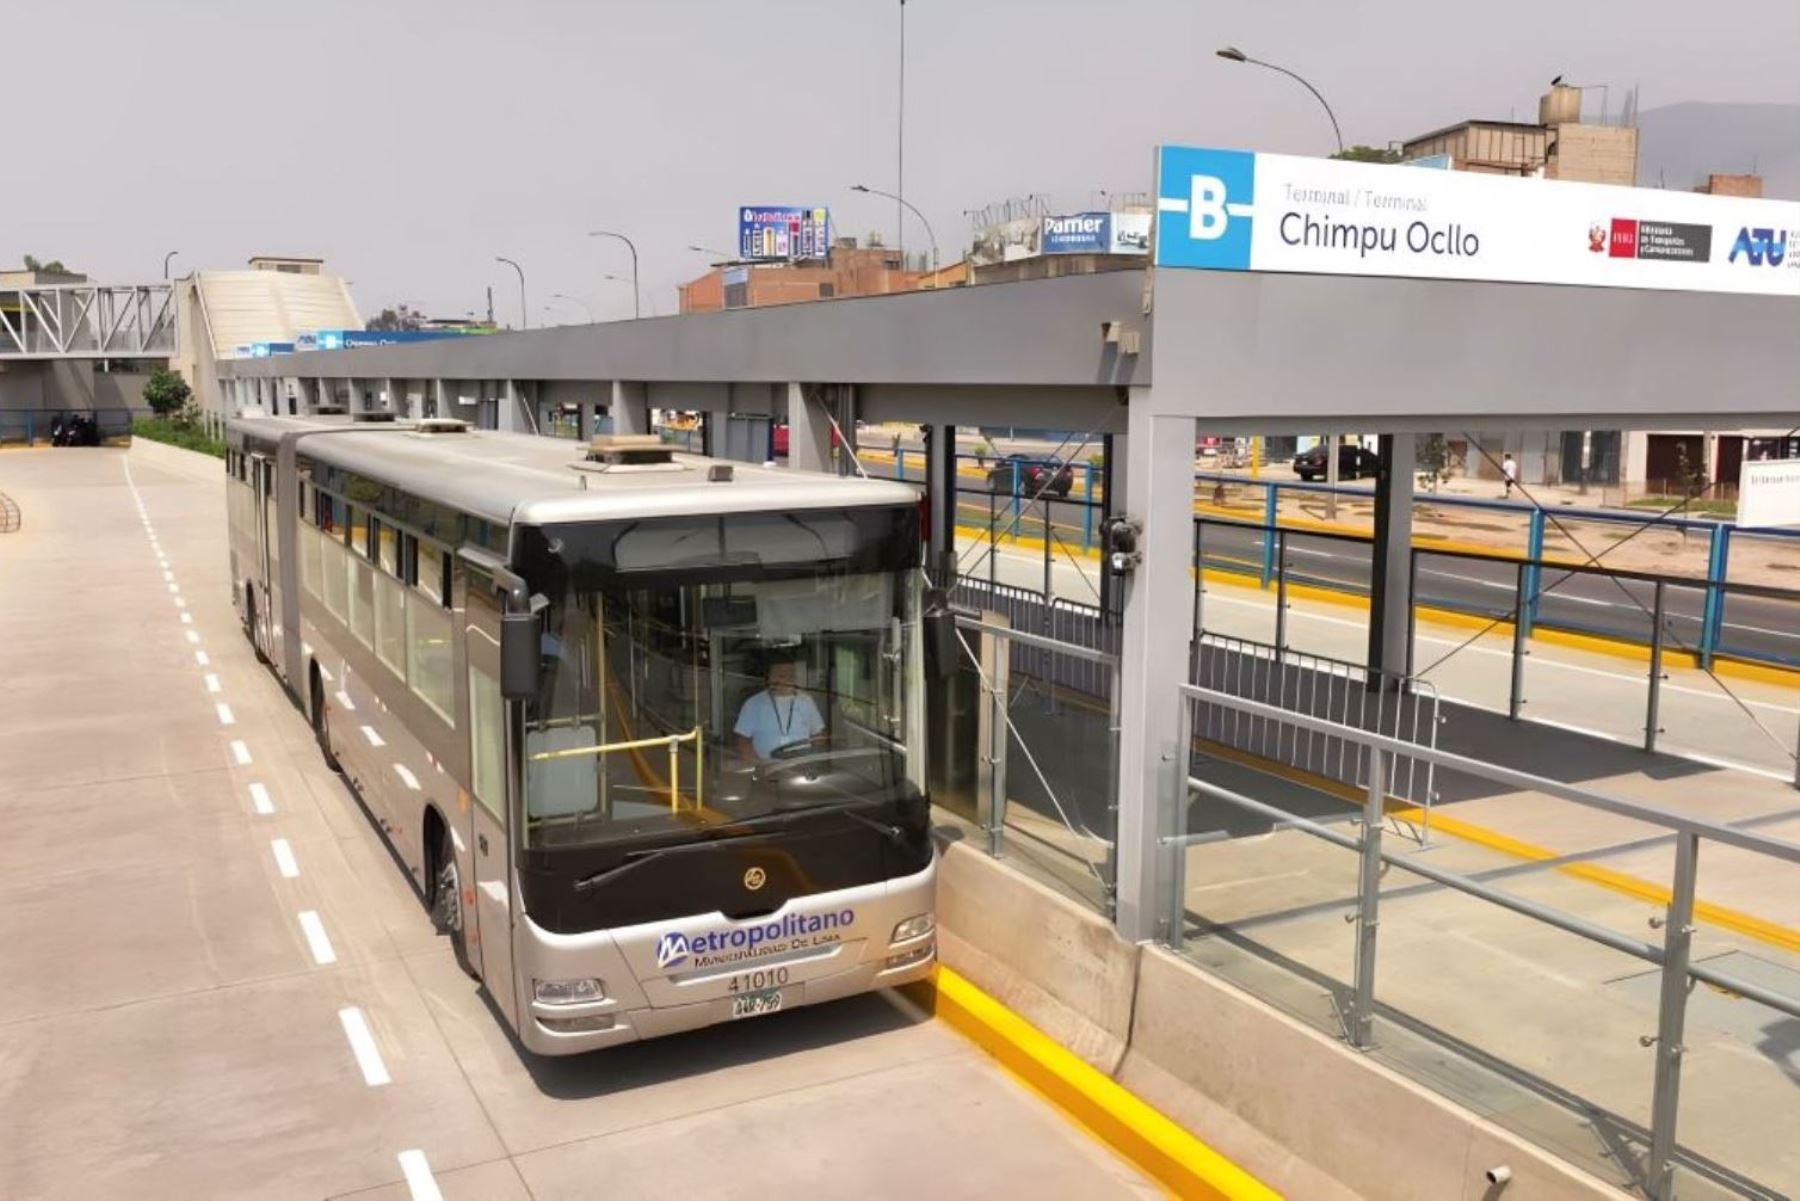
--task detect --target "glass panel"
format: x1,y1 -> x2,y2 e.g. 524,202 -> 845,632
418,542 -> 445,604
321,535 -> 348,620
347,505 -> 369,557
407,599 -> 455,723
378,522 -> 398,575
524,570 -> 921,847
300,523 -> 322,599
349,559 -> 375,648
468,664 -> 505,819
374,572 -> 406,675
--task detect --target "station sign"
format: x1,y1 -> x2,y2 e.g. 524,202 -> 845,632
1154,144 -> 1800,296
1738,459 -> 1800,528
738,206 -> 832,262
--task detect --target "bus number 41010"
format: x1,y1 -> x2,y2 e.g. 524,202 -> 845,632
727,966 -> 790,994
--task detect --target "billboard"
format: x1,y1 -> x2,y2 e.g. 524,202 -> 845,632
969,217 -> 1042,267
293,329 -> 481,353
1110,212 -> 1151,254
1738,459 -> 1800,528
1043,212 -> 1111,255
738,206 -> 832,261
1154,144 -> 1800,296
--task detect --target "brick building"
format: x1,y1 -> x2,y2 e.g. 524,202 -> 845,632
678,239 -> 924,314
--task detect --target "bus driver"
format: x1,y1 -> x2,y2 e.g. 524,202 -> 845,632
735,660 -> 825,762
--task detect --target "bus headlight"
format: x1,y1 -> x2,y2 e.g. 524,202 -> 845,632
534,977 -> 605,1005
890,914 -> 934,944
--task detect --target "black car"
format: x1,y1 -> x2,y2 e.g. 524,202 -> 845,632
1293,443 -> 1380,482
985,453 -> 1073,498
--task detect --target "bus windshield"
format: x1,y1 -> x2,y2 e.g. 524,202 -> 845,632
515,511 -> 924,849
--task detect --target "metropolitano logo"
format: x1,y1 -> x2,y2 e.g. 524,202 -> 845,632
1155,146 -> 1256,270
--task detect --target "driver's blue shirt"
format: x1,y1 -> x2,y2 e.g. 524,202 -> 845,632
735,689 -> 825,759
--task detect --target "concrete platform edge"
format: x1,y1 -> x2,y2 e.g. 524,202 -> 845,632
926,840 -> 1631,1201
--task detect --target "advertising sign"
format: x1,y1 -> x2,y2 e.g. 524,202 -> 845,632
1738,459 -> 1800,528
1043,212 -> 1112,255
1154,145 -> 1800,296
1109,212 -> 1151,254
969,217 -> 1042,267
738,206 -> 832,261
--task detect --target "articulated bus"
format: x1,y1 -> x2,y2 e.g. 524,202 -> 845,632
224,414 -> 937,1053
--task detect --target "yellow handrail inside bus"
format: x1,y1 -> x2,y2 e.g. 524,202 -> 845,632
530,727 -> 703,813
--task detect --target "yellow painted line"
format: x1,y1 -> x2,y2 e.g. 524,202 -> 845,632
1194,737 -> 1800,957
1387,806 -> 1800,957
904,966 -> 1282,1200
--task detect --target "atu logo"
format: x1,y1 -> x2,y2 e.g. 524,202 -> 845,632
1155,147 -> 1256,270
1729,227 -> 1788,267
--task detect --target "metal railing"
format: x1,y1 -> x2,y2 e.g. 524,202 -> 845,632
1162,683 -> 1800,1201
952,610 -> 1119,915
1190,632 -> 1441,832
1196,514 -> 1800,775
529,727 -> 703,812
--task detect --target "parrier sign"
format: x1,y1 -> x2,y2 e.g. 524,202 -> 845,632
1154,145 -> 1800,297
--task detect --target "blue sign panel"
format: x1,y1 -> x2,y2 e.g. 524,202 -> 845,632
1042,212 -> 1111,254
1154,146 -> 1257,270
738,206 -> 831,261
300,329 -> 478,352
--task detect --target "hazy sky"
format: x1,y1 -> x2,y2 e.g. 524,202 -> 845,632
6,0 -> 1797,324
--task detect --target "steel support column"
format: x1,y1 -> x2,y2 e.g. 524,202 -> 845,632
609,381 -> 649,437
1367,433 -> 1415,685
1114,397 -> 1195,943
926,423 -> 957,585
785,382 -> 834,474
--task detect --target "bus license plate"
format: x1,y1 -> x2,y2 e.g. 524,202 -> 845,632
730,989 -> 783,1020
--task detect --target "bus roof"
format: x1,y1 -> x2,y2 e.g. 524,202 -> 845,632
227,414 -> 920,528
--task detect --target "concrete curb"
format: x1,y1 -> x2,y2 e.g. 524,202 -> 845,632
903,965 -> 1282,1201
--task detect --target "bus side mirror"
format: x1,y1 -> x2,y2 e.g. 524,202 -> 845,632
923,586 -> 960,679
501,611 -> 540,700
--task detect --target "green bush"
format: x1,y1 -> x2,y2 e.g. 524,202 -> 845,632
142,368 -> 193,418
133,413 -> 225,459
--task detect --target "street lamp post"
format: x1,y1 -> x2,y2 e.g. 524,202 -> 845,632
688,244 -> 738,262
163,251 -> 179,280
1217,45 -> 1345,511
897,0 -> 907,265
852,184 -> 938,273
587,231 -> 641,319
551,292 -> 594,322
494,256 -> 528,329
1215,46 -> 1344,154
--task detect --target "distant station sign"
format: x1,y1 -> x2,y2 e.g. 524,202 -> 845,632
1154,144 -> 1800,296
738,206 -> 832,261
1738,459 -> 1800,528
295,329 -> 480,352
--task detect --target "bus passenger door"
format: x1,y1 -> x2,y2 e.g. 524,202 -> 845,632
461,564 -> 519,1026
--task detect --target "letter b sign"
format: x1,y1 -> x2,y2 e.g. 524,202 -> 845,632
1155,147 -> 1256,271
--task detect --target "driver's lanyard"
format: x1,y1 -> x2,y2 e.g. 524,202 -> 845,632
775,694 -> 795,735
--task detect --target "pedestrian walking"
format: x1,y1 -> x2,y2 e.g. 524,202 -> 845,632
1502,452 -> 1517,499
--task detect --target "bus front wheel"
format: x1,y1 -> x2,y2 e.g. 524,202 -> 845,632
431,824 -> 476,979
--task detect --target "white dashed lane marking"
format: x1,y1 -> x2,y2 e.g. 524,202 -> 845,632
298,911 -> 337,966
337,1007 -> 389,1086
